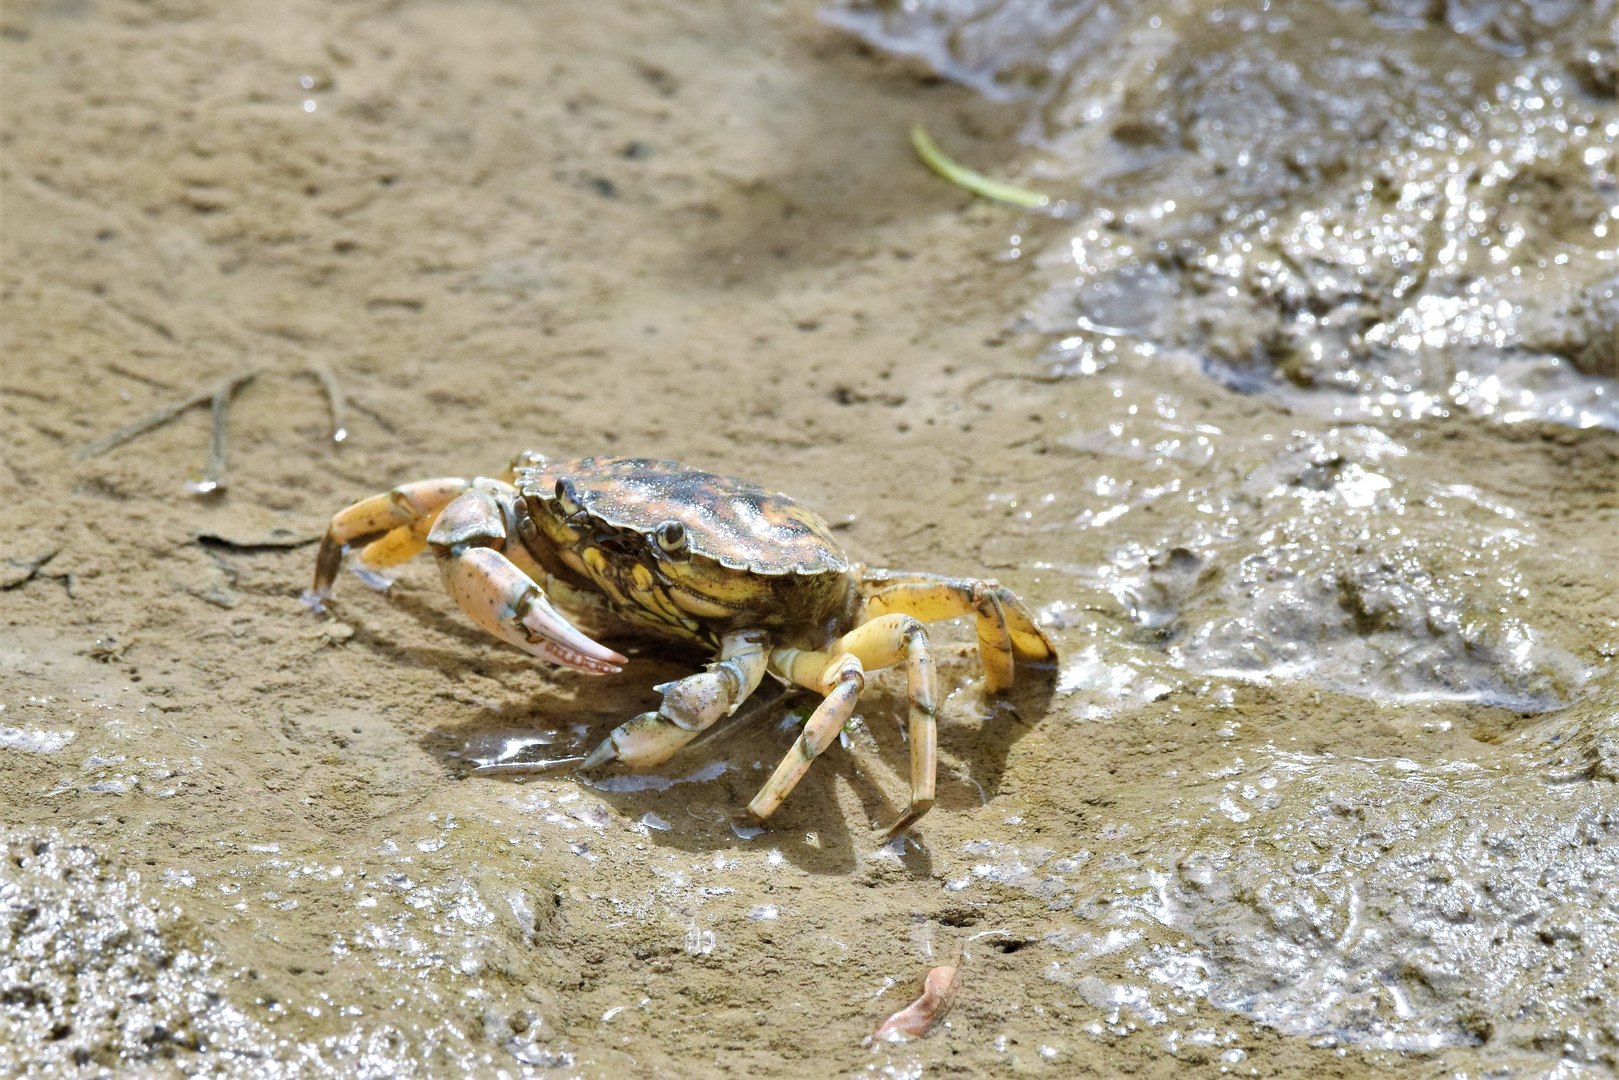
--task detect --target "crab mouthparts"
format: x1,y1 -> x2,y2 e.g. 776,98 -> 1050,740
519,592 -> 627,674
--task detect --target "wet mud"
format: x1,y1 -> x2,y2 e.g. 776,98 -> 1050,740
3,1 -> 1617,1078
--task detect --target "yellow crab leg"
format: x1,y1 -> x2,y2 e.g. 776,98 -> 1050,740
859,571 -> 1055,692
308,477 -> 470,605
747,648 -> 865,823
429,487 -> 627,674
581,629 -> 770,770
351,522 -> 432,583
751,616 -> 938,832
835,613 -> 939,835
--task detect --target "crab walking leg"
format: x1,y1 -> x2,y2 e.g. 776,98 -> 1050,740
309,477 -> 471,603
747,649 -> 865,822
860,573 -> 1055,692
428,488 -> 627,674
581,630 -> 771,770
350,525 -> 432,584
835,614 -> 939,834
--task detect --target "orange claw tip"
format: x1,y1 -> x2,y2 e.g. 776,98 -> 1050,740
866,964 -> 960,1046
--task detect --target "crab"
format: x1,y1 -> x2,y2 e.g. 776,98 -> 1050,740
308,453 -> 1055,834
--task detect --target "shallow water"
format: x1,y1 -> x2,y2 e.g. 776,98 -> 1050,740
832,0 -> 1619,427
831,0 -> 1619,1072
3,0 -> 1617,1077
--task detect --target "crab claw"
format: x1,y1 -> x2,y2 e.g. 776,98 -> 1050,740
514,573 -> 627,673
437,545 -> 625,674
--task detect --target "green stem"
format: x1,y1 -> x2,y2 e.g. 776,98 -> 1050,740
910,124 -> 1050,210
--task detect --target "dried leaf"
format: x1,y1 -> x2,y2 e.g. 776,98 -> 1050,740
867,964 -> 959,1045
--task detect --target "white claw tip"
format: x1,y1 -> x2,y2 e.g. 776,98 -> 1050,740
580,741 -> 618,770
299,589 -> 330,614
332,428 -> 348,444
185,478 -> 222,496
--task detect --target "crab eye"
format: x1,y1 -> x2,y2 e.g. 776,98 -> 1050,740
555,477 -> 582,517
655,519 -> 687,554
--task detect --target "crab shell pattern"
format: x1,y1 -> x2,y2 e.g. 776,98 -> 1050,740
309,453 -> 1055,834
514,454 -> 855,650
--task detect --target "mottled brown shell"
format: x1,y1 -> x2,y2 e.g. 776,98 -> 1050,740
515,456 -> 849,576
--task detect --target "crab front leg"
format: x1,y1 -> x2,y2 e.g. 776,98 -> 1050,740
428,485 -> 627,673
581,629 -> 771,769
308,477 -> 471,608
860,571 -> 1055,692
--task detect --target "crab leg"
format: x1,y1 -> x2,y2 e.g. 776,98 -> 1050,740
747,648 -> 865,823
428,487 -> 626,674
308,477 -> 470,605
838,614 -> 939,835
859,571 -> 1055,692
581,629 -> 770,770
750,616 -> 938,832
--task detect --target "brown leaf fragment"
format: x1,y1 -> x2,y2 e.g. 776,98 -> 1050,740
866,964 -> 959,1045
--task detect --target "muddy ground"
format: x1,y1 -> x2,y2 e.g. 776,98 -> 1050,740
3,1 -> 1617,1077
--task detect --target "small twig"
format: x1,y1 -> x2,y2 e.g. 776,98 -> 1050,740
962,371 -> 1067,397
104,361 -> 179,392
78,368 -> 258,469
346,396 -> 396,435
471,756 -> 589,775
1,548 -> 60,590
184,370 -> 258,496
77,386 -> 217,460
307,363 -> 349,444
911,124 -> 1050,210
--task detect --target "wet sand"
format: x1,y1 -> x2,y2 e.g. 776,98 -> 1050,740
3,1 -> 1617,1077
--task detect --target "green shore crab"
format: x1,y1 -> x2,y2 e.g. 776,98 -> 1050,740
309,454 -> 1054,833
